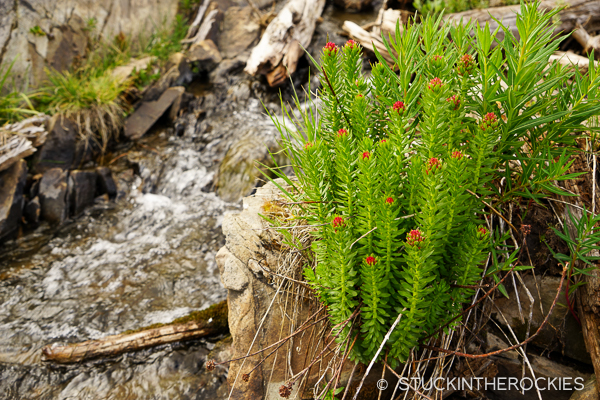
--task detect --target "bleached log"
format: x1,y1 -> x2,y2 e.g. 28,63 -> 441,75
572,25 -> 600,57
42,301 -> 228,364
245,0 -> 326,87
0,115 -> 49,172
184,0 -> 210,40
445,0 -> 600,41
342,21 -> 396,65
549,51 -> 598,75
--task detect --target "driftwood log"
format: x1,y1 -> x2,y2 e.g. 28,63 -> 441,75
572,25 -> 600,58
244,0 -> 326,87
42,301 -> 228,364
445,0 -> 600,41
550,51 -> 598,75
0,115 -> 48,172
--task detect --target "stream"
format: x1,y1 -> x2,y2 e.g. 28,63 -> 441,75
0,3 -> 381,399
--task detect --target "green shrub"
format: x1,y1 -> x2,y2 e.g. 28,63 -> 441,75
268,1 -> 600,367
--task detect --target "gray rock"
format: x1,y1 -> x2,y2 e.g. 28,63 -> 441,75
333,0 -> 374,12
24,196 -> 41,225
96,167 -> 118,199
32,115 -> 77,174
217,7 -> 260,59
492,275 -> 591,364
39,168 -> 69,224
68,170 -> 97,216
0,160 -> 27,242
0,0 -> 179,88
124,87 -> 185,140
188,39 -> 223,70
209,58 -> 245,85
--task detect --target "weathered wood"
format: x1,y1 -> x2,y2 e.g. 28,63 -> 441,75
572,25 -> 600,58
445,0 -> 600,41
0,115 -> 48,172
244,0 -> 326,87
42,301 -> 228,364
184,0 -> 210,40
342,20 -> 396,64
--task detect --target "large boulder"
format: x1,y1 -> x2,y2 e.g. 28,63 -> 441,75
216,181 -> 391,399
32,115 -> 77,174
0,160 -> 27,242
39,168 -> 69,224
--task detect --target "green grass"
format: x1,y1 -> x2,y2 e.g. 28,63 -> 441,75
0,60 -> 38,126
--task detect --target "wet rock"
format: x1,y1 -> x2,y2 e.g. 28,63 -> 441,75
215,128 -> 284,203
96,167 -> 118,199
124,86 -> 186,140
68,170 -> 97,216
217,7 -> 260,59
334,0 -> 374,12
209,58 -> 246,85
168,91 -> 195,122
188,39 -> 223,70
166,52 -> 193,87
32,115 -> 77,174
0,160 -> 27,242
492,275 -> 591,365
24,197 -> 41,225
39,168 -> 69,224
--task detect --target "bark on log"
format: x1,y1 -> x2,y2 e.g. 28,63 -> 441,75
244,0 -> 326,87
342,21 -> 396,64
445,0 -> 600,41
41,301 -> 228,364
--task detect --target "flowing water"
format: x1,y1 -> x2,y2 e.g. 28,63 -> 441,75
0,2 -> 382,398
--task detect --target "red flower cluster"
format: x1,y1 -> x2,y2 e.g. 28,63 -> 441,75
451,150 -> 464,160
385,197 -> 394,204
332,216 -> 345,229
428,77 -> 443,92
446,95 -> 460,111
477,226 -> 489,239
365,256 -> 376,266
346,39 -> 357,49
392,101 -> 406,114
323,42 -> 338,56
457,54 -> 475,76
304,142 -> 313,150
480,112 -> 499,131
406,229 -> 424,246
362,151 -> 371,160
337,128 -> 348,137
279,382 -> 293,398
425,157 -> 442,174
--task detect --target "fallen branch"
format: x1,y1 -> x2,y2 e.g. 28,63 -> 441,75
244,0 -> 326,87
42,301 -> 228,364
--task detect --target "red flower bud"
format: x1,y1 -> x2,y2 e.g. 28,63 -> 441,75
407,229 -> 424,246
323,42 -> 338,56
365,256 -> 376,266
332,217 -> 345,229
480,112 -> 499,130
392,101 -> 405,114
346,39 -> 357,49
457,54 -> 475,76
362,151 -> 370,160
337,128 -> 348,137
385,197 -> 394,204
425,157 -> 442,174
446,95 -> 460,111
451,150 -> 463,159
430,55 -> 444,68
428,77 -> 443,92
304,142 -> 313,150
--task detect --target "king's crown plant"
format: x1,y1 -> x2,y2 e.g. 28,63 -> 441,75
267,1 -> 600,368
